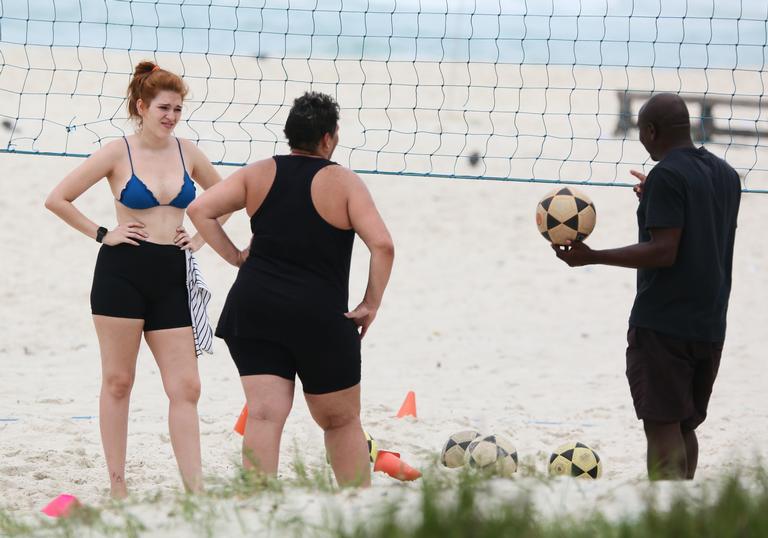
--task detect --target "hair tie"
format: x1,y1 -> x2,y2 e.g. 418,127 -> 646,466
151,65 -> 160,72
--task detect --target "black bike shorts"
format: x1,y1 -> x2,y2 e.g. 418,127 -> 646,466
90,241 -> 191,331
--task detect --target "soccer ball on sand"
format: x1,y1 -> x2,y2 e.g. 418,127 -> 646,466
548,442 -> 602,479
326,430 -> 378,464
440,430 -> 482,468
463,434 -> 518,476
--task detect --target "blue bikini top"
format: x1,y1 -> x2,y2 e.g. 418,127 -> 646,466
118,137 -> 196,210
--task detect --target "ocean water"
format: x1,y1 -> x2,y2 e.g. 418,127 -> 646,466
1,0 -> 766,69
2,0 -> 767,190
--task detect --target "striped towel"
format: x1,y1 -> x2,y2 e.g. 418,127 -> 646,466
185,250 -> 213,357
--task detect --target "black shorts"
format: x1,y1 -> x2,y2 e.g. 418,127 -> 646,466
223,333 -> 361,395
90,241 -> 191,331
625,326 -> 722,431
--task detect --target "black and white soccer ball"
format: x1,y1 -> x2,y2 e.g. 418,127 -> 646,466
535,187 -> 596,245
548,442 -> 602,479
463,434 -> 518,476
440,430 -> 482,468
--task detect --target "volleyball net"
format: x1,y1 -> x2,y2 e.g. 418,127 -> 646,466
1,0 -> 767,192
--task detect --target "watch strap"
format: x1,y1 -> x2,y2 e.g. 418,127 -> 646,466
96,226 -> 108,243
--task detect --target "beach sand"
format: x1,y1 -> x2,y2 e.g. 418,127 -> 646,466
0,52 -> 767,533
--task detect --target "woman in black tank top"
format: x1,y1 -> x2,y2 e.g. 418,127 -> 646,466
188,92 -> 394,487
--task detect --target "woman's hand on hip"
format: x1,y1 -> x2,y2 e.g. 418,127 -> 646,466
103,222 -> 147,246
176,226 -> 204,252
345,302 -> 378,339
234,247 -> 250,267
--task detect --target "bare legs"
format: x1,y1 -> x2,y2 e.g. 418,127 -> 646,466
240,375 -> 295,473
682,429 -> 699,479
643,420 -> 699,480
93,316 -> 202,498
306,384 -> 370,487
145,327 -> 203,493
93,316 -> 143,498
240,377 -> 370,487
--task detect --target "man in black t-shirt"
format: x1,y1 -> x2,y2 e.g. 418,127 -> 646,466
553,93 -> 741,480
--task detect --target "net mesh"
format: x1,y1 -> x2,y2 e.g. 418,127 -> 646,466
1,0 -> 766,192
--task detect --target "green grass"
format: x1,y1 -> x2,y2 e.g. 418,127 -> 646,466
337,468 -> 768,538
0,502 -> 147,538
610,470 -> 768,538
2,466 -> 767,537
0,509 -> 33,537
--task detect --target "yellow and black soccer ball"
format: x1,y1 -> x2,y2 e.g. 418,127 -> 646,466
365,431 -> 378,463
440,430 -> 482,468
326,430 -> 378,463
535,187 -> 596,245
464,434 -> 518,476
548,442 -> 602,479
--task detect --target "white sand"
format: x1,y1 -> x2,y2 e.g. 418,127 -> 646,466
3,45 -> 768,190
0,52 -> 767,533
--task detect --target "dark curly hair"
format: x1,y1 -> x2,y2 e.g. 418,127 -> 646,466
283,92 -> 340,152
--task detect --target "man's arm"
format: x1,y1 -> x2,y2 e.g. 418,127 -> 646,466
553,227 -> 682,269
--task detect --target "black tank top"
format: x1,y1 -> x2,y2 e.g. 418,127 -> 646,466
215,155 -> 355,338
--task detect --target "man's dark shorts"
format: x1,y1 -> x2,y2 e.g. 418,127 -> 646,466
626,326 -> 723,431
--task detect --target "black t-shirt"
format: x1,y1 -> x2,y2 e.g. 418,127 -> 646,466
629,147 -> 741,342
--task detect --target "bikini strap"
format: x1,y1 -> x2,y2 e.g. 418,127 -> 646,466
122,136 -> 135,173
176,138 -> 188,173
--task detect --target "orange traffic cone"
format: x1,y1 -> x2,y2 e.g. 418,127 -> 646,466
234,404 -> 248,436
396,391 -> 417,418
374,451 -> 421,481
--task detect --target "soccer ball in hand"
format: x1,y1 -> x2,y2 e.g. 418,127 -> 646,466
535,187 -> 596,245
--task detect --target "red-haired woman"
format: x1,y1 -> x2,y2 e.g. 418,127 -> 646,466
45,61 -> 222,497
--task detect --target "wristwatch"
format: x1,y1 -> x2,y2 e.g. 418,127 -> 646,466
96,226 -> 108,243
